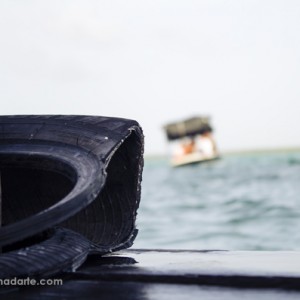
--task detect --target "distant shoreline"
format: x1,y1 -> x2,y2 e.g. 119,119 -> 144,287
145,147 -> 300,160
222,147 -> 300,156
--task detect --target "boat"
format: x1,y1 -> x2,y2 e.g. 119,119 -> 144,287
164,116 -> 220,167
1,116 -> 300,298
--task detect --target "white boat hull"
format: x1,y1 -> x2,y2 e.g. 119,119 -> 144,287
171,152 -> 219,167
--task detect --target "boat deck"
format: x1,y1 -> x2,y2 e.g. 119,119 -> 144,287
3,249 -> 300,299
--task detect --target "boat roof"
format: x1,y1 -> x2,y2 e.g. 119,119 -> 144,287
164,116 -> 212,141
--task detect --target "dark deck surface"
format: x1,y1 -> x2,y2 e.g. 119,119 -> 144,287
2,249 -> 300,299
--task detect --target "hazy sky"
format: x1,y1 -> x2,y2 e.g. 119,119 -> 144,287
0,0 -> 299,155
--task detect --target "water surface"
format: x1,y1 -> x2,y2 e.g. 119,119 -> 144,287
134,150 -> 300,250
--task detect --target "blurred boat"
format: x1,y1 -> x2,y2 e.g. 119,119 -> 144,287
163,116 -> 220,167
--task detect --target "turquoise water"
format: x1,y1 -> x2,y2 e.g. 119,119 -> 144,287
134,150 -> 300,250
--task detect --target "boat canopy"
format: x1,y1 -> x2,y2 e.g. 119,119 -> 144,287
164,116 -> 212,141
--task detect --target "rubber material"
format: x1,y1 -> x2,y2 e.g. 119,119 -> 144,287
0,115 -> 144,278
0,228 -> 91,279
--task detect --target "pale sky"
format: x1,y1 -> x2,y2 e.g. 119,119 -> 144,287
0,0 -> 299,155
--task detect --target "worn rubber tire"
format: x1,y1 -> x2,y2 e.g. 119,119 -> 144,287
0,115 -> 144,253
0,228 -> 92,279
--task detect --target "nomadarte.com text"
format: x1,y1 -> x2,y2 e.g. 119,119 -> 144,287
0,277 -> 63,286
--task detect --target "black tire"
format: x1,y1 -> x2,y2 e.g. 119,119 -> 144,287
0,115 -> 144,253
0,228 -> 92,279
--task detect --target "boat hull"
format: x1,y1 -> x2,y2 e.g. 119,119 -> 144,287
171,153 -> 220,167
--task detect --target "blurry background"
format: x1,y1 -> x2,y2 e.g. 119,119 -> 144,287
1,0 -> 300,250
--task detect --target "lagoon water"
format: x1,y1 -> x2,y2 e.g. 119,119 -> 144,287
134,150 -> 300,250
